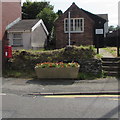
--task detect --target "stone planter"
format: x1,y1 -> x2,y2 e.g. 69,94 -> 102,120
35,67 -> 80,79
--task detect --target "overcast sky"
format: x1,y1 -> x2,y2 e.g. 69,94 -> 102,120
22,0 -> 120,27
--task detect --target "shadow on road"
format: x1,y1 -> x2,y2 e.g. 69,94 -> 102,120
26,78 -> 77,86
96,104 -> 119,119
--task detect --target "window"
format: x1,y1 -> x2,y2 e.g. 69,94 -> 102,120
13,33 -> 22,46
64,18 -> 84,33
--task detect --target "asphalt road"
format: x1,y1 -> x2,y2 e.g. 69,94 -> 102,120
2,77 -> 119,118
2,93 -> 119,118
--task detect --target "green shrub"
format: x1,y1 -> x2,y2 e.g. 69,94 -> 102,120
95,54 -> 103,59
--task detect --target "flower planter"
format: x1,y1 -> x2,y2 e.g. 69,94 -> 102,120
35,67 -> 80,79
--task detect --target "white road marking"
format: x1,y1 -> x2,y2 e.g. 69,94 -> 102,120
0,93 -> 6,96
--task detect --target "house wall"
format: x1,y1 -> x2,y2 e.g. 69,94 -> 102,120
55,4 -> 95,49
1,2 -> 21,42
8,32 -> 31,50
0,40 -> 2,76
22,32 -> 31,49
31,24 -> 47,49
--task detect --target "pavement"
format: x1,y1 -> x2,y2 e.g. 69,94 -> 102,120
98,48 -> 115,58
2,77 -> 119,96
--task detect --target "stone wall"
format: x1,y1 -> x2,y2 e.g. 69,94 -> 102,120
7,46 -> 102,75
78,59 -> 102,75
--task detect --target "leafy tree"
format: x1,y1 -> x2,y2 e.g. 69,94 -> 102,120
108,25 -> 115,32
115,25 -> 120,30
22,0 -> 54,19
56,10 -> 63,17
108,25 -> 120,32
37,7 -> 58,33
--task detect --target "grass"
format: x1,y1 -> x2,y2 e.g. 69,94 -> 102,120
3,70 -> 36,78
15,48 -> 45,53
14,45 -> 95,52
103,47 -> 117,57
3,69 -> 106,80
94,54 -> 103,59
77,72 -> 106,80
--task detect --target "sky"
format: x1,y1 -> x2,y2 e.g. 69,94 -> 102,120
22,0 -> 120,27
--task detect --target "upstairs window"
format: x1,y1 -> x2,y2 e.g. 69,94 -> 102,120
64,18 -> 84,33
13,33 -> 23,46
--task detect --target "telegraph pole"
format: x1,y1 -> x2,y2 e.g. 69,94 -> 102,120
68,11 -> 71,46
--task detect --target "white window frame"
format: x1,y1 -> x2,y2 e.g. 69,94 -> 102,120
64,18 -> 84,33
13,33 -> 23,46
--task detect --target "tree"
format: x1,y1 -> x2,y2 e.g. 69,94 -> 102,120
108,25 -> 120,32
115,25 -> 120,30
108,25 -> 115,32
37,8 -> 58,33
22,0 -> 54,19
56,10 -> 63,17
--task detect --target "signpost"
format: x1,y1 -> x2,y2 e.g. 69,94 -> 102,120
95,29 -> 104,54
68,11 -> 71,46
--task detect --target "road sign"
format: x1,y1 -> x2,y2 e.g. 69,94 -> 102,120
95,29 -> 103,34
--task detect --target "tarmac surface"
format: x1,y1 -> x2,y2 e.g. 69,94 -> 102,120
2,77 -> 119,96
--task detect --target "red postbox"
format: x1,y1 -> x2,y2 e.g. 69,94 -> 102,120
4,45 -> 12,58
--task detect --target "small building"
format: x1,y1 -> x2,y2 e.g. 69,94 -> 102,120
7,19 -> 49,50
55,2 -> 108,49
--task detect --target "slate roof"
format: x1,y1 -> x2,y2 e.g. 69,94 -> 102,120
8,19 -> 39,31
81,8 -> 106,23
96,14 -> 108,21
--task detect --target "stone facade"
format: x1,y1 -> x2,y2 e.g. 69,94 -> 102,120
78,59 -> 102,75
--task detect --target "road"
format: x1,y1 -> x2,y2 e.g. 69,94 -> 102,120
2,77 -> 119,118
2,93 -> 119,118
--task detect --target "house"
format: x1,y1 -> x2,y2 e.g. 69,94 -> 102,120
55,2 -> 108,49
7,19 -> 49,50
